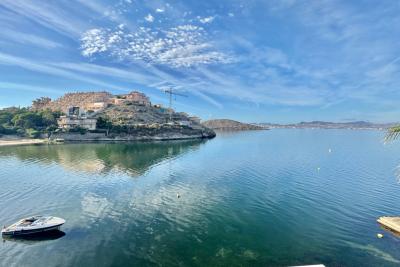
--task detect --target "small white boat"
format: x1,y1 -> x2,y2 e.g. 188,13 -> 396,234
1,216 -> 65,236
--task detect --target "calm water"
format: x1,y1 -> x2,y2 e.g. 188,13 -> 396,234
1,129 -> 400,267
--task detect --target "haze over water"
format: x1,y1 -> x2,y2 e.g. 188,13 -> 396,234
1,129 -> 400,266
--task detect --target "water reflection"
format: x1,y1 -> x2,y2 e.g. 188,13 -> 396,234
2,230 -> 66,244
0,140 -> 206,176
1,130 -> 400,266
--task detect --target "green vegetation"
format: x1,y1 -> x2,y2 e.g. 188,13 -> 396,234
96,116 -> 113,135
66,126 -> 88,135
385,126 -> 400,142
0,107 -> 62,138
96,116 -> 146,135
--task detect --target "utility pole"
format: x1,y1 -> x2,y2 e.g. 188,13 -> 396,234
163,88 -> 187,122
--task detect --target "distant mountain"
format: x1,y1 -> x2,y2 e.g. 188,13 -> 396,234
202,119 -> 267,131
258,121 -> 397,130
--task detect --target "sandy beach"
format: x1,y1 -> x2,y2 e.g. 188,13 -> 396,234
0,138 -> 47,147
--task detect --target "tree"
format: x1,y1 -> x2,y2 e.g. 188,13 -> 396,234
96,116 -> 113,135
32,97 -> 51,110
12,112 -> 43,129
40,109 -> 62,127
26,128 -> 41,138
0,112 -> 13,125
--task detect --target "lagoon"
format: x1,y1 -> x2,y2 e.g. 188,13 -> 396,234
1,129 -> 400,266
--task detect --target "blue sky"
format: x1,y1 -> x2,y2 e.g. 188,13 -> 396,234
0,0 -> 400,123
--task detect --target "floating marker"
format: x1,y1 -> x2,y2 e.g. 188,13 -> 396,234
177,193 -> 181,198
377,233 -> 383,238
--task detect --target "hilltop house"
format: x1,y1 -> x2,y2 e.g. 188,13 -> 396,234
125,91 -> 151,106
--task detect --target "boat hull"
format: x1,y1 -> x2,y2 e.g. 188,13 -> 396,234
1,224 -> 63,236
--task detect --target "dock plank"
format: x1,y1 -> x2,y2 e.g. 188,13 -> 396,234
377,216 -> 400,233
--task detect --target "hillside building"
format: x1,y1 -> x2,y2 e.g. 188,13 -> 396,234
111,98 -> 126,105
189,116 -> 201,124
58,106 -> 97,130
85,102 -> 108,112
57,116 -> 97,130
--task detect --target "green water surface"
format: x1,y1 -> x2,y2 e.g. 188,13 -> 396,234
1,129 -> 400,266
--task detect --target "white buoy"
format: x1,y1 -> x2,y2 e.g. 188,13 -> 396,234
177,193 -> 180,198
377,233 -> 383,238
317,167 -> 321,171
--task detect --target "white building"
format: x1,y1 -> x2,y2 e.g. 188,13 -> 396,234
57,116 -> 97,130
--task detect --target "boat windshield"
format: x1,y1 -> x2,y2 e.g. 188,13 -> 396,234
19,216 -> 43,226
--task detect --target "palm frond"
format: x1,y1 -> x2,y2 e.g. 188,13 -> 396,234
385,126 -> 400,143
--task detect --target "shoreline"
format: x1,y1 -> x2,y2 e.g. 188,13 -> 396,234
0,132 -> 214,147
0,127 -> 386,147
0,139 -> 47,147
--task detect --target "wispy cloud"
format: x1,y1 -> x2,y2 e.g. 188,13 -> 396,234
0,82 -> 64,95
0,52 -> 126,91
53,62 -> 159,86
2,29 -> 62,49
0,0 -> 86,38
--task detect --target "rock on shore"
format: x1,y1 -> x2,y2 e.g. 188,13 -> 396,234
50,124 -> 216,142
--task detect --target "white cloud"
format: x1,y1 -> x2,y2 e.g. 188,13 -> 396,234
80,29 -> 110,57
144,13 -> 154,22
155,8 -> 164,13
80,24 -> 233,68
199,16 -> 215,24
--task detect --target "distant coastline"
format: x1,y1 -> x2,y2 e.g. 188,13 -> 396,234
257,121 -> 397,130
202,119 -> 267,131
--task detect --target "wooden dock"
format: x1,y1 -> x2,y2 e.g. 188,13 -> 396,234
377,216 -> 400,233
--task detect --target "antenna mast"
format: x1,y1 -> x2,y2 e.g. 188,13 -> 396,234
163,88 -> 187,122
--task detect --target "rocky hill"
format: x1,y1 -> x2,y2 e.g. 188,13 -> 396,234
33,92 -> 113,112
96,102 -> 186,125
31,91 -> 216,141
202,119 -> 267,131
87,101 -> 216,140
